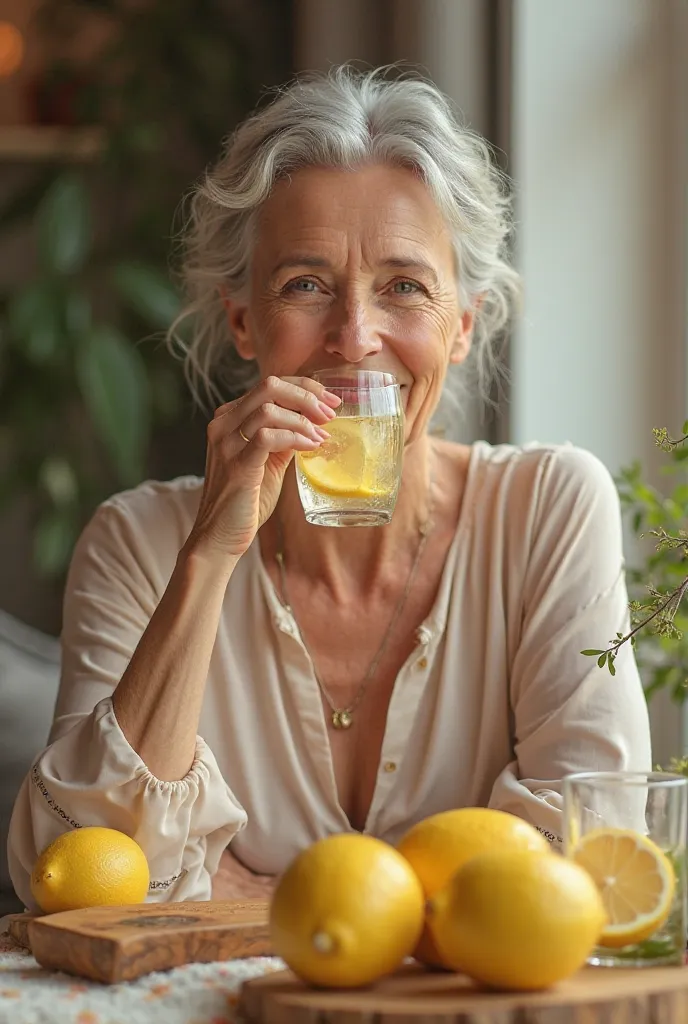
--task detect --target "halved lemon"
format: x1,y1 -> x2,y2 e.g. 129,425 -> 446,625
298,417 -> 386,499
571,828 -> 676,947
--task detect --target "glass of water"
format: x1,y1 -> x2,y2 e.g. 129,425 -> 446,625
295,369 -> 404,527
563,771 -> 688,967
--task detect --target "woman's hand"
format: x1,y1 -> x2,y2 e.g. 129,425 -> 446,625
185,375 -> 340,562
211,848 -> 276,901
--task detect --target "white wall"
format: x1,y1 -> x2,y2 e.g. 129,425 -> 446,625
511,0 -> 688,764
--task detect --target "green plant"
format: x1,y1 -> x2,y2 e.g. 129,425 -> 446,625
581,424 -> 688,703
0,0 -> 289,576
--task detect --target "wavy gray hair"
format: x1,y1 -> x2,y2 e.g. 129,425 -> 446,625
169,65 -> 520,413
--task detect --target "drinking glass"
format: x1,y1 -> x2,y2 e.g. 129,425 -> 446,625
563,771 -> 688,967
295,369 -> 404,527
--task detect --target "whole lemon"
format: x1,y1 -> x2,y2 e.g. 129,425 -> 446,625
31,827 -> 150,914
270,833 -> 424,988
397,808 -> 549,966
428,849 -> 606,990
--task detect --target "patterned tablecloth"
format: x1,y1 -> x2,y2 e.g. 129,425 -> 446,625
0,926 -> 284,1024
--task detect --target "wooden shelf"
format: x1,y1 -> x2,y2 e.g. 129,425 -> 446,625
0,126 -> 105,161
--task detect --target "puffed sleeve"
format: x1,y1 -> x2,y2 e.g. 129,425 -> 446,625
7,491 -> 247,911
487,447 -> 652,848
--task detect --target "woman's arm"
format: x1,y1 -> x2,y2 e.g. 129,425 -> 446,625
7,497 -> 249,910
111,547 -> 238,782
111,375 -> 338,781
212,848 -> 276,900
488,446 -> 652,846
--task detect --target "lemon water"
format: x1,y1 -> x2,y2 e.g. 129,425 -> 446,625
589,850 -> 686,968
296,415 -> 403,527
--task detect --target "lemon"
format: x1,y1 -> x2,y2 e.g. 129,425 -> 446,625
31,827 -> 150,914
428,849 -> 606,991
571,828 -> 676,948
269,833 -> 424,988
397,808 -> 550,967
297,417 -> 387,499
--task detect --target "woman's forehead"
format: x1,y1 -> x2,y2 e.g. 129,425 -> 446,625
254,163 -> 454,269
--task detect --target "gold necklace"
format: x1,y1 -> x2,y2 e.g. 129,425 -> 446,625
274,485 -> 434,731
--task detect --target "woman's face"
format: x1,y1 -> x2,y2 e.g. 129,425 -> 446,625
225,163 -> 475,442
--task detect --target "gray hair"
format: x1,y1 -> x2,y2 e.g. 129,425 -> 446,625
169,65 -> 520,413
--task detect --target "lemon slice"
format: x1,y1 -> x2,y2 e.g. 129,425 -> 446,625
571,828 -> 676,947
298,417 -> 386,499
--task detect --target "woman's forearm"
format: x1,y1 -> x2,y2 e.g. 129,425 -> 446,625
211,848 -> 276,901
112,545 -> 238,781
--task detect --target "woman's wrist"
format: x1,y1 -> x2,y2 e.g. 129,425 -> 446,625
177,537 -> 241,586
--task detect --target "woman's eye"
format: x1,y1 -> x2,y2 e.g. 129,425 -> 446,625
285,278 -> 320,293
391,280 -> 423,295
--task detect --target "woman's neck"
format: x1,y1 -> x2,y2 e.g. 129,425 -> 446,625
262,434 -> 435,602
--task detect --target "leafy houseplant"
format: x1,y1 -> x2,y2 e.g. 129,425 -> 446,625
581,425 -> 688,772
0,0 -> 290,578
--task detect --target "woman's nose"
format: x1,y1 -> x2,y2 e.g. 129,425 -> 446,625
323,301 -> 383,362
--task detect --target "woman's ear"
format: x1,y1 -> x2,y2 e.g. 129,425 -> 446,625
449,307 -> 476,365
220,292 -> 255,361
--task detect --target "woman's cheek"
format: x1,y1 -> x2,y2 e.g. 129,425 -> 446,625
253,310 -> 325,375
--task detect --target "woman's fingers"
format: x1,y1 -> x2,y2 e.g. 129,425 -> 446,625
241,402 -> 330,445
237,425 -> 325,470
281,375 -> 342,408
211,375 -> 341,434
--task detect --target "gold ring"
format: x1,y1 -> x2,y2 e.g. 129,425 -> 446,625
239,426 -> 251,444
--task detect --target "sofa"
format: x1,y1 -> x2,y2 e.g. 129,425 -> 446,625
0,609 -> 60,914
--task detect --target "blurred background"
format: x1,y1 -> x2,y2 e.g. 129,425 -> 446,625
0,0 -> 687,909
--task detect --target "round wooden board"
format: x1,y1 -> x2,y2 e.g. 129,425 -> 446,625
240,963 -> 688,1023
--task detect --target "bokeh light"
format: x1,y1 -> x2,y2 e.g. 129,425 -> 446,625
0,22 -> 24,78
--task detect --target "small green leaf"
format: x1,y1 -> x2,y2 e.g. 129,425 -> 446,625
581,649 -> 604,656
37,174 -> 91,274
76,325 -> 150,485
38,456 -> 78,506
7,282 -> 62,363
34,508 -> 78,576
608,658 -> 616,677
682,420 -> 688,436
597,653 -> 608,668
112,262 -> 181,329
672,484 -> 688,506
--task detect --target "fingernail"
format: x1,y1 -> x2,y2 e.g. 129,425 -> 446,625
322,391 -> 342,407
314,426 -> 330,441
318,401 -> 337,419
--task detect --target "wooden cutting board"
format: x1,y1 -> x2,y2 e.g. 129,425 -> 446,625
6,899 -> 271,983
240,962 -> 688,1023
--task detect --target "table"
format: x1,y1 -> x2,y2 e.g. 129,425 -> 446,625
0,925 -> 284,1023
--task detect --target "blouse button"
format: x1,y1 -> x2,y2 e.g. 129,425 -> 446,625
417,657 -> 428,670
383,761 -> 397,773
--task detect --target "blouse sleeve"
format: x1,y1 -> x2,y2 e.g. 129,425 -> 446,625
487,447 -> 652,848
7,495 -> 247,911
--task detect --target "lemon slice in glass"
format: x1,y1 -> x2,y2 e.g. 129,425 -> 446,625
571,827 -> 676,948
299,417 -> 385,499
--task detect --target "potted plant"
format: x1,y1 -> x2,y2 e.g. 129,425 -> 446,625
582,424 -> 688,774
0,0 -> 290,580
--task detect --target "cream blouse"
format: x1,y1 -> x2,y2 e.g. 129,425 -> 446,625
8,441 -> 652,910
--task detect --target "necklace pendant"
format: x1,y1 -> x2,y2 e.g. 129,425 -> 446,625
332,709 -> 353,730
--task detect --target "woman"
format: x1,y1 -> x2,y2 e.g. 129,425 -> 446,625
8,67 -> 651,909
